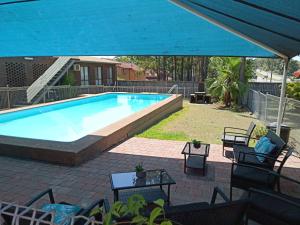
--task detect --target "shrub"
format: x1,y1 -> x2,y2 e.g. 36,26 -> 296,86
252,125 -> 268,139
286,82 -> 300,100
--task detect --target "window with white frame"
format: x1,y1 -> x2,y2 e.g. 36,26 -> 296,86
80,66 -> 89,85
107,66 -> 113,85
95,66 -> 102,85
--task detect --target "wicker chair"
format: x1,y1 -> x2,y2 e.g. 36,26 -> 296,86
24,188 -> 106,225
233,130 -> 286,169
230,148 -> 293,200
247,174 -> 300,225
222,122 -> 256,156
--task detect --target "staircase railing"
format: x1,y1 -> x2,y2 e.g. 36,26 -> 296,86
26,57 -> 72,103
167,84 -> 178,95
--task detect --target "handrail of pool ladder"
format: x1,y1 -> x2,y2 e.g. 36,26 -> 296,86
168,84 -> 178,95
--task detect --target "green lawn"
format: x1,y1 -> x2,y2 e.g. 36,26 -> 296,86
137,101 -> 261,144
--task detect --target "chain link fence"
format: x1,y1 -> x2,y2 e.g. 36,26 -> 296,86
244,89 -> 300,154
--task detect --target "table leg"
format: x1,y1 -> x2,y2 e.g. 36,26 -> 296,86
167,185 -> 171,206
184,154 -> 187,173
203,156 -> 207,176
114,190 -> 119,202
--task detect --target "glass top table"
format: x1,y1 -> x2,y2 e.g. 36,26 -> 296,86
181,142 -> 210,176
110,169 -> 176,204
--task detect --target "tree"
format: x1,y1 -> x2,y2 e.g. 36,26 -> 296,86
207,57 -> 252,107
287,60 -> 300,76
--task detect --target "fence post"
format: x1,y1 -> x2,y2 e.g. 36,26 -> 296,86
265,93 -> 268,122
6,85 -> 10,109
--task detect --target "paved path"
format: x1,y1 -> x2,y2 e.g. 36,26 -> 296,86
0,137 -> 299,208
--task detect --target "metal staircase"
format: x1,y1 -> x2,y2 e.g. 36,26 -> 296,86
26,57 -> 75,103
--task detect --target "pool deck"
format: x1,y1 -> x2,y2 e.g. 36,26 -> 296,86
0,137 -> 299,208
0,93 -> 183,165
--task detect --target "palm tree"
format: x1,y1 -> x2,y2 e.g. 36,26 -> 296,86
207,57 -> 249,107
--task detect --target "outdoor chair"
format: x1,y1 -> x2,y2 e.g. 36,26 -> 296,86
24,188 -> 106,225
230,148 -> 293,200
164,187 -> 248,225
222,122 -> 256,156
247,174 -> 300,225
233,130 -> 286,169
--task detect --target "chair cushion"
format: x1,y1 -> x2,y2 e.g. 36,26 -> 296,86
254,137 -> 276,162
249,191 -> 300,225
41,204 -> 81,225
266,130 -> 286,156
222,134 -> 248,144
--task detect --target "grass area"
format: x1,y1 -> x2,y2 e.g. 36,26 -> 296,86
137,100 -> 262,144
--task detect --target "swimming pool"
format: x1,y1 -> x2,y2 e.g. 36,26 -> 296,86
0,93 -> 169,142
0,92 -> 182,165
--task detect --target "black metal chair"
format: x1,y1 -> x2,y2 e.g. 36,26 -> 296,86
247,174 -> 300,225
230,148 -> 293,200
222,122 -> 256,156
233,130 -> 286,169
164,187 -> 248,225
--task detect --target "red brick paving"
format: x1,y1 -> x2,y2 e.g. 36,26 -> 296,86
0,137 -> 299,208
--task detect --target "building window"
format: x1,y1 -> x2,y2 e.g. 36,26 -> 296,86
107,66 -> 113,85
80,66 -> 89,85
95,66 -> 102,85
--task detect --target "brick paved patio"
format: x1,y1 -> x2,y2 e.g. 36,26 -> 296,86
0,137 -> 299,208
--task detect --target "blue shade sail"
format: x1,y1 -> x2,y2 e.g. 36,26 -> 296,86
0,0 -> 274,57
174,0 -> 300,58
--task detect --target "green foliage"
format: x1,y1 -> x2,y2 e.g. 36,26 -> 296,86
61,72 -> 76,86
92,194 -> 172,225
135,163 -> 144,172
252,125 -> 268,139
207,57 -> 251,107
192,139 -> 201,145
286,82 -> 300,100
254,58 -> 300,77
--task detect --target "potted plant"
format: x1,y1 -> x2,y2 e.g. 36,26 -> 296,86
135,163 -> 146,178
192,139 -> 201,148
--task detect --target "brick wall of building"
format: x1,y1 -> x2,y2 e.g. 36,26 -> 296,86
0,57 -> 117,87
0,57 -> 55,87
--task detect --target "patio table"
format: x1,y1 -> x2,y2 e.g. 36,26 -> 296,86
110,169 -> 176,205
182,142 -> 210,175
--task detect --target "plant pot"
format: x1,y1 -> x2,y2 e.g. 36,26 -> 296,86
193,143 -> 201,148
136,171 -> 146,178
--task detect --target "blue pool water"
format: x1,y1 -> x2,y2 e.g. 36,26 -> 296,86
0,93 -> 170,142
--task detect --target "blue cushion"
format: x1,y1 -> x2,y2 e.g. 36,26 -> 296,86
41,204 -> 81,225
254,136 -> 276,162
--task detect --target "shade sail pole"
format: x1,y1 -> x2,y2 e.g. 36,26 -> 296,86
276,58 -> 289,135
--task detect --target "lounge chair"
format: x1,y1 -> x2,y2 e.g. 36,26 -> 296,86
233,130 -> 286,169
222,122 -> 256,156
230,148 -> 293,200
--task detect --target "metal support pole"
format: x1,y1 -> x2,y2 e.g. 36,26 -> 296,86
276,58 -> 289,135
